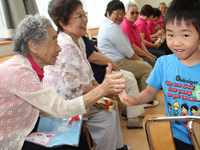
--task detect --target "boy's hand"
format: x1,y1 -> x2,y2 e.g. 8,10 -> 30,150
118,89 -> 135,106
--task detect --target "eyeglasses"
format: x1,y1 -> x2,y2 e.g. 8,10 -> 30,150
71,12 -> 88,19
130,11 -> 140,15
112,12 -> 125,16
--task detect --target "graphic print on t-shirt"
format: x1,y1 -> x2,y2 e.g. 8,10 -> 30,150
166,75 -> 199,117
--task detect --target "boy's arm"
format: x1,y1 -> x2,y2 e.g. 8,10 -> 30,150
118,85 -> 158,106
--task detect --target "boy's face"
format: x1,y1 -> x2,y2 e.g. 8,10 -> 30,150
166,20 -> 200,62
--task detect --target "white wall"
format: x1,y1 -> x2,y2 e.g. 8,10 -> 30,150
135,0 -> 172,11
0,44 -> 13,57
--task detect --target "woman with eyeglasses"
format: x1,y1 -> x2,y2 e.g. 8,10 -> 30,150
98,0 -> 160,108
0,13 -> 127,150
121,1 -> 157,68
135,4 -> 166,58
44,0 -> 130,150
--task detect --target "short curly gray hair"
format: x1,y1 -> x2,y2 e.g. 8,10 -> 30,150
125,1 -> 138,13
13,14 -> 53,55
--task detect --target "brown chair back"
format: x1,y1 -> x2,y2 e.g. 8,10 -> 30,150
143,114 -> 176,150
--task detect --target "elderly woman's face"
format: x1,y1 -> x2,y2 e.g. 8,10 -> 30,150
159,4 -> 166,16
126,5 -> 139,24
63,5 -> 87,39
32,27 -> 61,68
107,9 -> 125,25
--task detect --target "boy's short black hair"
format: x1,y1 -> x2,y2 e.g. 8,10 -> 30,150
105,0 -> 125,17
164,0 -> 200,36
140,4 -> 154,18
152,8 -> 161,18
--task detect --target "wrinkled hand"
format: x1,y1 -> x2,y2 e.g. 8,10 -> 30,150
154,43 -> 160,49
139,57 -> 144,62
118,89 -> 135,106
149,53 -> 156,62
111,62 -> 120,71
146,54 -> 154,62
100,63 -> 126,95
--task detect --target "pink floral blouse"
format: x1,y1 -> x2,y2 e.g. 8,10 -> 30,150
0,55 -> 86,150
43,32 -> 95,100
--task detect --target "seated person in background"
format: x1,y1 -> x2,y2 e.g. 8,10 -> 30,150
147,8 -> 173,54
157,2 -> 167,30
121,1 -> 157,67
44,0 -> 130,150
119,0 -> 200,149
147,8 -> 165,42
83,35 -> 145,129
98,0 -> 159,108
136,4 -> 166,58
0,14 -> 126,150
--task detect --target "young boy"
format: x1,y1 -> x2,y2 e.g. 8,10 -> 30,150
119,0 -> 200,149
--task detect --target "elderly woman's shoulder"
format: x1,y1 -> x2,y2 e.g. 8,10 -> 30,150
0,55 -> 29,70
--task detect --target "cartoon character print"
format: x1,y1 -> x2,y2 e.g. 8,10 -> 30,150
173,102 -> 180,116
190,106 -> 198,115
180,103 -> 189,127
168,101 -> 172,115
181,103 -> 188,116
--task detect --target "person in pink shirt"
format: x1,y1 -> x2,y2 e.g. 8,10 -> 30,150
135,4 -> 166,58
157,2 -> 167,30
147,8 -> 165,42
0,14 -> 126,150
121,1 -> 156,67
147,8 -> 173,54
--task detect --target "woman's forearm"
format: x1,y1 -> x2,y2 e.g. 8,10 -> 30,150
143,39 -> 154,47
82,84 -> 96,94
131,44 -> 149,57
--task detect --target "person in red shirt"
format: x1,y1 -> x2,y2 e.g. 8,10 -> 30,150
147,8 -> 165,42
121,1 -> 156,67
135,4 -> 166,58
157,2 -> 167,30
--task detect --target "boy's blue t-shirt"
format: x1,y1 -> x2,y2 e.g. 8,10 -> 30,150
147,54 -> 200,145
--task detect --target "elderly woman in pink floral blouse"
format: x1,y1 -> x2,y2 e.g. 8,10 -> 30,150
43,0 -> 131,150
0,14 -> 126,150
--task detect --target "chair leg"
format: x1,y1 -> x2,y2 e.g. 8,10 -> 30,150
89,132 -> 94,149
83,125 -> 96,150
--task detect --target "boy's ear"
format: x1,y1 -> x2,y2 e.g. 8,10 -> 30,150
28,40 -> 38,54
